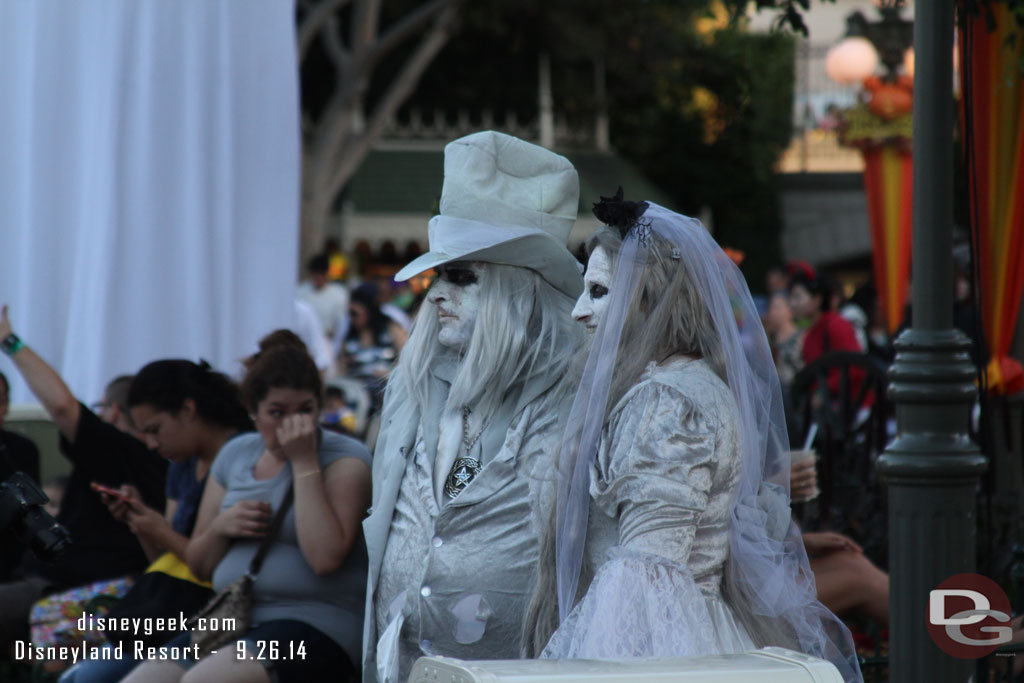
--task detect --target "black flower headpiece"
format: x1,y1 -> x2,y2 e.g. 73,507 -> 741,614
592,187 -> 649,239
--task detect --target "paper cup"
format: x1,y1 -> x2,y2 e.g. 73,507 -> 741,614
788,449 -> 820,502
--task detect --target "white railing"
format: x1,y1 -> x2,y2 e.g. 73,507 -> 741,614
381,108 -> 600,150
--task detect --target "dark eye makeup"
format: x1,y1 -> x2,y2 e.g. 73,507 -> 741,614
440,267 -> 478,287
590,284 -> 609,299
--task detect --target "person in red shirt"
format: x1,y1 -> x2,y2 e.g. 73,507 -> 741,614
788,269 -> 866,405
788,270 -> 862,363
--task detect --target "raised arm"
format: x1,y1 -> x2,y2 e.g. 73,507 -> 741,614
1,305 -> 81,440
294,456 -> 371,575
278,414 -> 371,575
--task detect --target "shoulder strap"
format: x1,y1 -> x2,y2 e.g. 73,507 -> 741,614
247,486 -> 295,577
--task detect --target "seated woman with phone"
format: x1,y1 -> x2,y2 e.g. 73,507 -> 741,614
98,360 -> 252,563
60,360 -> 253,683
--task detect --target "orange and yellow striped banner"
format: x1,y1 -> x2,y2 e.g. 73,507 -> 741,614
963,4 -> 1024,394
862,146 -> 913,334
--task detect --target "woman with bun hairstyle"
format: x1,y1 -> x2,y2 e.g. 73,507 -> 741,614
125,331 -> 371,683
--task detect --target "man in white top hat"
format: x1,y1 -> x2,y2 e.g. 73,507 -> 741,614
362,131 -> 585,682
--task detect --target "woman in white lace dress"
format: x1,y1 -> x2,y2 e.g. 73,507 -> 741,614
525,191 -> 862,683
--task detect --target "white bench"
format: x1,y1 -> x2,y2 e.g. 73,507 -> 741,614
408,648 -> 844,683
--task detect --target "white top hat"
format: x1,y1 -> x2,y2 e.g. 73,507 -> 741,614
394,131 -> 583,297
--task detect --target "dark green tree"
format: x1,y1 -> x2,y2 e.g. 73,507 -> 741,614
385,1 -> 795,287
297,0 -> 461,263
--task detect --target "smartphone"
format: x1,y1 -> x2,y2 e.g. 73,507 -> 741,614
90,482 -> 134,503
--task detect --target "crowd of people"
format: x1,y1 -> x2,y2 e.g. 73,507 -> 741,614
293,254 -> 417,447
756,246 -> 987,655
0,130 -> 937,683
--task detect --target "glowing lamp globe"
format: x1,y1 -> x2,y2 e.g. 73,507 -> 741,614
825,37 -> 879,85
903,48 -> 914,79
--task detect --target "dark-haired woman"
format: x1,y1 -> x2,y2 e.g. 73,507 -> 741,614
787,271 -> 867,407
110,360 -> 254,561
787,271 -> 862,366
125,332 -> 371,683
340,284 -> 406,382
61,360 -> 252,683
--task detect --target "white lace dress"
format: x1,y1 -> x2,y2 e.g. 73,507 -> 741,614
543,357 -> 756,658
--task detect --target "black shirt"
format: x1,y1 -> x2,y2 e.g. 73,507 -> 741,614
0,429 -> 41,485
25,404 -> 168,589
0,429 -> 42,580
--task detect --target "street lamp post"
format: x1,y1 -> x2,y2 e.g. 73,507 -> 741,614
825,3 -> 915,342
876,2 -> 988,682
825,3 -> 912,86
845,6 -> 912,82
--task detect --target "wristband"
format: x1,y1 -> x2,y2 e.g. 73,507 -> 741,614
1,333 -> 24,356
294,468 -> 321,480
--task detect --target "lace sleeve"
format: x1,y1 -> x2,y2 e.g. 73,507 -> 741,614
541,547 -> 722,659
591,379 -> 720,565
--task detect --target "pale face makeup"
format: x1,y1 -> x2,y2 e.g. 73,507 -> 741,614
573,246 -> 613,332
428,261 -> 486,350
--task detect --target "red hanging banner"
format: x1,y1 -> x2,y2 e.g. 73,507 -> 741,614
962,5 -> 1024,395
840,76 -> 914,335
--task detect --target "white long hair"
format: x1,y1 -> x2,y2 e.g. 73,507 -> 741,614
399,263 -> 584,421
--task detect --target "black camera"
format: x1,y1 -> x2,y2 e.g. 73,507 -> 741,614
0,472 -> 72,562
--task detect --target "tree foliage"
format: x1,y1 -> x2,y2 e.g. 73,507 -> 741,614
729,0 -> 835,36
608,15 -> 796,286
389,0 -> 794,286
297,0 -> 460,264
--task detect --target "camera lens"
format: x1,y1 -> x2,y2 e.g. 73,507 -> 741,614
0,472 -> 72,562
18,506 -> 72,561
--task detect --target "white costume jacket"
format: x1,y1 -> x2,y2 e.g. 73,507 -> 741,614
362,360 -> 568,681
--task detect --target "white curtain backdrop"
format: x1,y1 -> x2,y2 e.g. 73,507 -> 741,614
0,0 -> 300,405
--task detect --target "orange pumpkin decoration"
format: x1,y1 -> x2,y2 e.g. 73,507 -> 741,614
863,75 -> 914,120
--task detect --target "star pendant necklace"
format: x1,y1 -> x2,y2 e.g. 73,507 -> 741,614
443,406 -> 485,499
